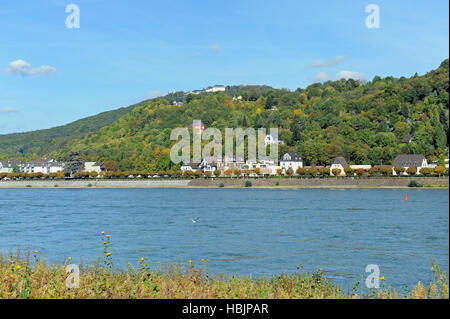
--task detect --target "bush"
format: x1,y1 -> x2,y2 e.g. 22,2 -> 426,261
218,183 -> 224,188
408,180 -> 423,187
245,181 -> 252,187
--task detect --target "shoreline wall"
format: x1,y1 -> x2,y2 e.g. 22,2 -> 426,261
0,177 -> 448,188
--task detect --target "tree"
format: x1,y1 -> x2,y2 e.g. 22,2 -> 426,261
254,168 -> 261,176
224,169 -> 233,177
380,166 -> 392,176
183,170 -> 193,178
344,167 -> 354,177
286,168 -> 294,177
64,151 -> 84,177
214,169 -> 221,177
406,166 -> 417,176
331,168 -> 341,177
89,171 -> 98,178
104,160 -> 118,172
434,166 -> 446,177
394,166 -> 405,176
296,167 -> 306,178
276,168 -> 283,176
307,167 -> 317,178
233,169 -> 242,177
419,167 -> 433,176
368,167 -> 379,176
356,168 -> 365,177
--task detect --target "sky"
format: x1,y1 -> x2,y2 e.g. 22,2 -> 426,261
0,0 -> 448,134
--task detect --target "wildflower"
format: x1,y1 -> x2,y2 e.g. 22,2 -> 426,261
106,235 -> 111,238
101,231 -> 105,234
68,257 -> 72,261
106,252 -> 111,256
16,265 -> 21,269
6,292 -> 11,296
140,258 -> 144,262
103,241 -> 108,245
188,260 -> 192,263
379,276 -> 385,280
34,250 -> 39,253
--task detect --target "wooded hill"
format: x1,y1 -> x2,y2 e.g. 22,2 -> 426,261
1,60 -> 448,171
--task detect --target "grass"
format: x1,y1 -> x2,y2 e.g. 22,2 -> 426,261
0,234 -> 448,299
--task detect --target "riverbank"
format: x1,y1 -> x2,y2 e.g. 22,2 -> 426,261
0,177 -> 448,188
1,252 -> 447,299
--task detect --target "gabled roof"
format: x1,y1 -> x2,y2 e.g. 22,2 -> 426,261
332,157 -> 349,168
393,154 -> 426,167
281,151 -> 302,162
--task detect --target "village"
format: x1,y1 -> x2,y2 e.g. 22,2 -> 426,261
0,152 -> 448,180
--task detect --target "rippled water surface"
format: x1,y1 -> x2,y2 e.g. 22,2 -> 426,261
0,188 -> 448,290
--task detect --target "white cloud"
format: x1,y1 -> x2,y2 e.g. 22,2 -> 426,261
0,107 -> 19,113
311,56 -> 346,68
6,59 -> 57,77
209,44 -> 222,53
335,70 -> 367,81
143,90 -> 166,100
312,71 -> 329,82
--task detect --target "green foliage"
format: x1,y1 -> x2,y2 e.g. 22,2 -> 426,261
0,61 -> 448,171
408,180 -> 423,187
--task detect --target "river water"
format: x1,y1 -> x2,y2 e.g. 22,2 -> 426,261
0,188 -> 448,291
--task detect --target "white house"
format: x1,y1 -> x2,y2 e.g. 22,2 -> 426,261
0,161 -> 21,173
330,157 -> 349,176
205,85 -> 225,93
392,154 -> 428,175
280,151 -> 303,173
84,162 -> 105,173
264,132 -> 283,147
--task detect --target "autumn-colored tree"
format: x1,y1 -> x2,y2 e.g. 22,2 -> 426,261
193,170 -> 202,178
419,167 -> 433,176
104,160 -> 118,172
183,170 -> 193,178
286,168 -> 294,177
356,168 -> 365,177
254,168 -> 261,176
276,168 -> 283,176
296,167 -> 306,177
406,166 -> 417,176
175,170 -> 183,177
214,169 -> 221,177
57,171 -> 64,179
344,167 -> 354,177
244,169 -> 252,176
89,171 -> 98,178
380,166 -> 392,176
233,169 -> 242,177
394,166 -> 405,176
224,169 -> 233,177
204,171 -> 212,178
321,167 -> 331,177
307,167 -> 317,177
434,165 -> 446,177
368,167 -> 379,176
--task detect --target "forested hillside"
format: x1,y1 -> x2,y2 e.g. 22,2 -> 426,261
52,59 -> 448,171
0,100 -> 150,160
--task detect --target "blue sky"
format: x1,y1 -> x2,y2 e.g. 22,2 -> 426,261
0,0 -> 448,134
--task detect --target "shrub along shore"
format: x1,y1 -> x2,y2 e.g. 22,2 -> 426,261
0,247 -> 448,299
